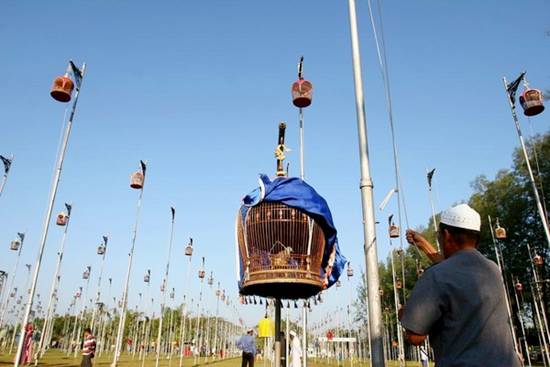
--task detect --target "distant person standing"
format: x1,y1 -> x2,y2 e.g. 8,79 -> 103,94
80,328 -> 96,367
18,323 -> 34,365
289,331 -> 302,367
237,328 -> 257,367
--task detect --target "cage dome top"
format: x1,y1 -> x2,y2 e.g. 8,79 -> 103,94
236,174 -> 346,298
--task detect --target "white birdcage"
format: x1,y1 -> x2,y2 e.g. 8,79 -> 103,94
144,270 -> 151,283
97,244 -> 106,255
82,266 -> 91,280
198,257 -> 205,279
346,262 -> 354,278
208,273 -> 214,286
185,238 -> 193,257
56,212 -> 69,226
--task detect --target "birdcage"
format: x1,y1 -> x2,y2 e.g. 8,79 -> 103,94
216,289 -> 221,297
130,171 -> 144,189
236,202 -> 327,299
83,270 -> 90,280
346,263 -> 354,278
389,224 -> 400,238
10,289 -> 16,298
208,273 -> 214,286
97,244 -> 106,255
291,79 -> 313,108
185,238 -> 193,256
10,239 -> 21,251
534,255 -> 544,266
170,289 -> 175,299
336,280 -> 342,288
379,289 -> 384,296
118,299 -> 123,307
396,280 -> 402,289
495,219 -> 507,239
76,291 -> 81,298
50,74 -> 74,103
56,212 -> 68,226
144,270 -> 151,283
160,284 -> 165,292
515,282 -> 523,292
520,88 -> 545,116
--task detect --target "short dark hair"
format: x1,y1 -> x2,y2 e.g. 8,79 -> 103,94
439,223 -> 480,246
84,328 -> 92,334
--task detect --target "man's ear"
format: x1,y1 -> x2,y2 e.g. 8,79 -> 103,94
443,228 -> 452,244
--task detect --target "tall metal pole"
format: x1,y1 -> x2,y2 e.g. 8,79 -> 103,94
426,169 -> 440,251
37,203 -> 73,360
0,232 -> 24,330
488,215 -> 519,355
112,160 -> 147,367
389,248 -> 404,366
91,236 -> 108,331
156,207 -> 176,367
346,1 -> 385,365
14,62 -> 86,367
503,77 -> 550,247
194,258 -> 206,366
512,275 -> 532,367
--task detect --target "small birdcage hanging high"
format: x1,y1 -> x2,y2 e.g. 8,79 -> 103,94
185,238 -> 193,257
170,288 -> 175,299
494,218 -> 507,239
82,266 -> 91,280
388,214 -> 399,238
515,282 -> 523,292
346,262 -> 354,278
10,288 -> 17,298
50,73 -> 74,103
56,212 -> 69,226
336,280 -> 342,288
10,239 -> 21,251
130,161 -> 146,189
198,257 -> 206,279
396,280 -> 402,289
520,87 -> 545,116
291,57 -> 313,108
534,255 -> 544,266
208,272 -> 214,286
144,270 -> 151,283
97,243 -> 106,255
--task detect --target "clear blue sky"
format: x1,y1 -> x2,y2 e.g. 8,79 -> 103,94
0,1 -> 549,328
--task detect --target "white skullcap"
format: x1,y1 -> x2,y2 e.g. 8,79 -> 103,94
289,330 -> 296,337
247,328 -> 254,333
440,204 -> 481,232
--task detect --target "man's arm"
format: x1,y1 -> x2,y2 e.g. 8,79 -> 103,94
406,230 -> 444,264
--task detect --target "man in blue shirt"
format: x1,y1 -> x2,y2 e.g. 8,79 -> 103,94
237,328 -> 257,367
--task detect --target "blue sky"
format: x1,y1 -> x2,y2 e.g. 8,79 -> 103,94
0,1 -> 549,328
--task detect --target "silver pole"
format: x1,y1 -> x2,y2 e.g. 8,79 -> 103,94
91,236 -> 108,331
156,207 -> 176,367
389,249 -> 404,366
346,1 -> 385,365
426,169 -> 440,251
37,203 -> 73,360
0,233 -> 24,329
512,275 -> 532,367
526,243 -> 550,347
14,62 -> 86,367
112,161 -> 147,367
488,216 -> 520,355
503,77 -> 550,247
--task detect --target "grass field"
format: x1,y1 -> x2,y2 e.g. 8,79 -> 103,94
0,351 -> 422,367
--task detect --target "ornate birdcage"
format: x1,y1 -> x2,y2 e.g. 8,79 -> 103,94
130,171 -> 144,189
388,214 -> 399,238
237,202 -> 327,299
520,88 -> 545,116
97,244 -> 106,255
185,238 -> 193,257
10,239 -> 21,251
291,57 -> 313,108
494,219 -> 506,239
515,282 -> 523,292
56,212 -> 68,226
50,74 -> 74,102
534,255 -> 544,266
144,270 -> 151,283
82,266 -> 91,280
198,257 -> 206,279
346,262 -> 354,278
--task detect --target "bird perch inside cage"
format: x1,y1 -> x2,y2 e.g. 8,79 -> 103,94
236,123 -> 345,299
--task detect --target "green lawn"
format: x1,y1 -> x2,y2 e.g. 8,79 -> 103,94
0,351 -> 423,367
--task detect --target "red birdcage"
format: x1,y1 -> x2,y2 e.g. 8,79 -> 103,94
515,282 -> 523,292
520,88 -> 545,116
50,74 -> 74,103
291,57 -> 313,108
56,212 -> 68,226
534,255 -> 544,266
237,202 -> 327,299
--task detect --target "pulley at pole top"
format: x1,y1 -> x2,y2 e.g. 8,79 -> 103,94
292,56 -> 313,108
